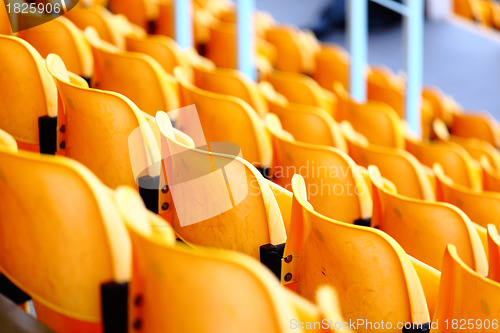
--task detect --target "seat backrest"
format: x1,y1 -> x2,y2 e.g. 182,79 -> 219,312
0,35 -> 58,145
18,16 -> 93,79
433,119 -> 500,170
206,21 -> 237,68
370,165 -> 487,274
156,111 -> 286,259
117,185 -> 324,333
85,28 -> 179,116
435,164 -> 500,231
46,53 -> 155,189
0,148 -> 130,332
267,98 -> 346,151
481,156 -> 500,192
367,67 -> 405,119
125,34 -> 185,75
282,174 -> 430,332
266,114 -> 371,224
342,122 -> 435,201
107,0 -> 152,30
406,138 -> 481,190
266,70 -> 336,114
333,83 -> 404,148
156,0 -> 175,38
313,44 -> 349,91
432,244 -> 500,333
193,65 -> 268,118
175,66 -> 272,168
265,26 -> 311,74
451,112 -> 500,148
65,5 -> 123,48
487,224 -> 500,283
0,1 -> 11,35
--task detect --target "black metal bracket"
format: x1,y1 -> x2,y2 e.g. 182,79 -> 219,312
260,243 -> 285,280
82,77 -> 92,87
354,217 -> 371,227
0,274 -> 31,305
256,167 -> 272,180
138,175 -> 160,214
402,322 -> 431,333
38,116 -> 57,155
147,20 -> 157,34
101,281 -> 128,333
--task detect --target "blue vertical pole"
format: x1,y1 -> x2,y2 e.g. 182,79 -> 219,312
404,0 -> 424,138
347,0 -> 368,102
175,0 -> 193,49
237,0 -> 256,81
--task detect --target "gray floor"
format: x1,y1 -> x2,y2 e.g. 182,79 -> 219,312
256,0 -> 500,120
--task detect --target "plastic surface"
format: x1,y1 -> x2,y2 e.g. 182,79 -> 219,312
175,66 -> 272,168
343,122 -> 435,201
370,165 -> 487,274
156,111 -> 286,259
46,53 -> 158,189
267,114 -> 371,224
432,244 -> 500,332
18,16 -> 93,78
0,35 -> 57,145
0,148 -> 130,332
283,174 -> 430,332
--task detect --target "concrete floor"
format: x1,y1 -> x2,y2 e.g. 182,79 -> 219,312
256,0 -> 500,120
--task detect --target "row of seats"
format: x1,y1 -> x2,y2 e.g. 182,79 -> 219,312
2,0 -> 500,332
454,0 -> 500,30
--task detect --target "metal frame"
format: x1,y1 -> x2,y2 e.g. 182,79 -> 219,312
347,0 -> 424,137
174,0 -> 193,50
237,0 -> 257,80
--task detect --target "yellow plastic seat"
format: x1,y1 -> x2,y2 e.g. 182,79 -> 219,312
281,174 -> 430,332
266,98 -> 346,151
125,34 -> 187,75
64,5 -> 126,48
435,164 -> 500,231
0,148 -> 130,333
107,0 -> 157,32
156,0 -> 175,38
205,21 -> 274,76
264,25 -> 318,74
0,35 -> 58,150
266,114 -> 371,224
46,53 -> 159,189
18,16 -> 93,80
370,165 -> 487,273
0,1 -> 11,35
175,67 -> 272,169
454,0 -> 477,19
265,70 -> 336,114
193,65 -> 268,118
433,119 -> 500,170
342,122 -> 435,201
117,185 -> 332,333
85,28 -> 179,116
333,82 -> 404,148
313,44 -> 349,91
406,138 -> 481,190
450,112 -> 500,148
481,157 -> 500,192
432,244 -> 500,333
487,224 -> 500,283
367,67 -> 405,119
0,129 -> 18,152
156,111 -> 286,259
